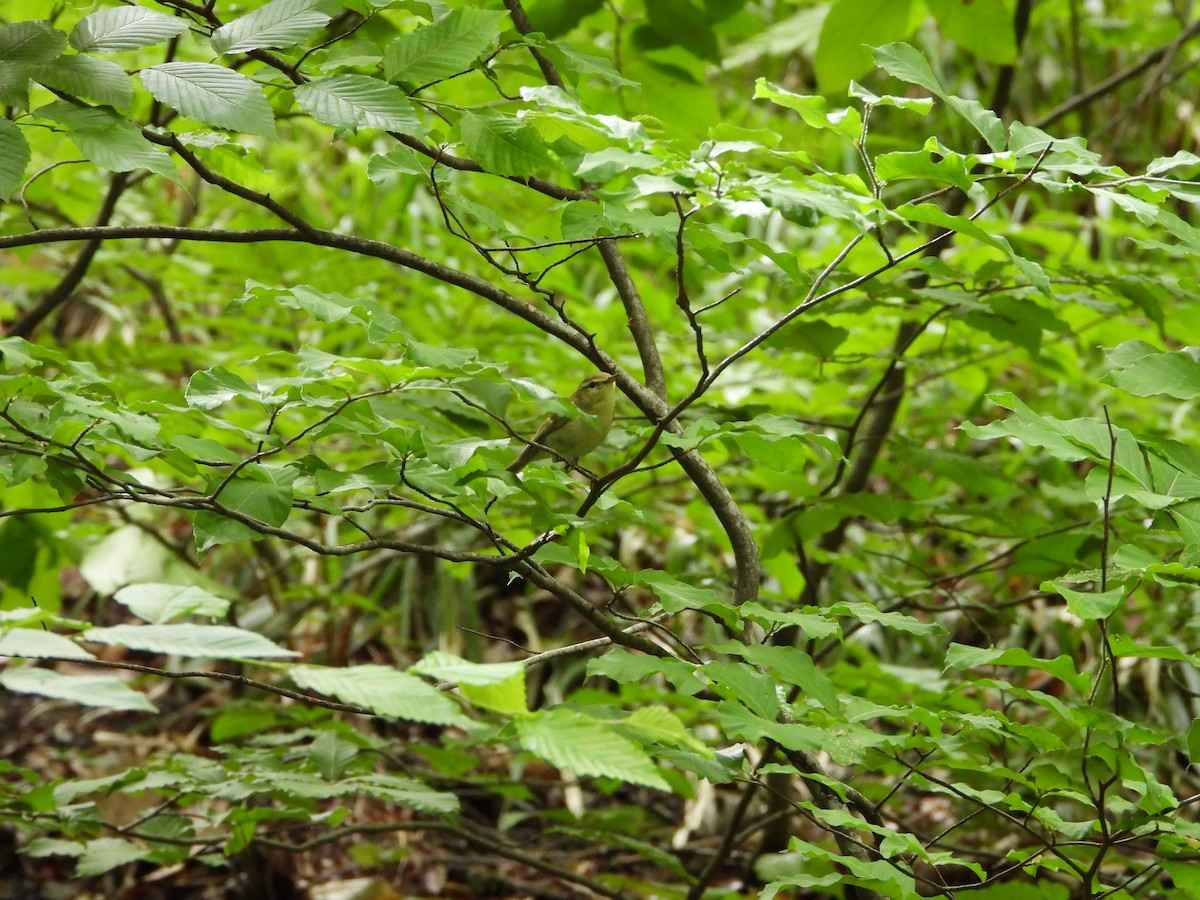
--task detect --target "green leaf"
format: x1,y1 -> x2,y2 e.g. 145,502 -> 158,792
1043,580 -> 1126,620
0,667 -> 156,712
754,79 -> 863,140
711,642 -> 840,712
872,42 -> 1006,150
0,629 -> 95,660
113,583 -> 231,624
0,118 -> 30,201
294,75 -> 424,134
382,8 -> 510,85
0,20 -> 66,63
703,661 -> 780,718
1103,341 -> 1200,400
943,644 -> 1090,694
458,110 -> 559,177
516,709 -> 670,790
524,0 -> 606,38
643,0 -> 719,63
717,702 -> 824,752
34,102 -> 180,181
214,465 -> 295,528
635,570 -> 738,626
210,0 -> 331,54
875,149 -> 972,190
76,838 -> 149,877
69,7 -> 189,53
289,665 -> 470,725
741,602 -> 841,640
308,731 -> 358,780
815,0 -> 917,92
140,63 -> 276,139
926,0 -> 1017,64
27,55 -> 133,109
409,651 -> 524,686
0,60 -> 31,108
82,624 -> 296,659
185,366 -> 266,409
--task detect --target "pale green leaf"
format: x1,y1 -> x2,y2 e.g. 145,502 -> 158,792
27,55 -> 133,109
0,629 -> 95,660
409,651 -> 524,686
1044,581 -> 1126,620
289,664 -> 470,725
0,118 -> 30,200
140,63 -> 276,138
516,709 -> 670,790
294,75 -> 423,134
34,102 -> 180,181
0,667 -> 156,712
69,8 -> 188,53
82,623 -> 296,659
211,0 -> 331,54
382,8 -> 509,84
113,583 -> 231,623
754,79 -> 862,140
76,838 -> 149,877
0,20 -> 66,63
459,110 -> 558,177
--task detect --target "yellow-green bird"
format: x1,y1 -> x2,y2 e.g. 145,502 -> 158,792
506,373 -> 617,473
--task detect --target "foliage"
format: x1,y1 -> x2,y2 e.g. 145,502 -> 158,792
2,0 -> 1200,897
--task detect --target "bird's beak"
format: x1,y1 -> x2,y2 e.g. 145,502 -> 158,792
602,374 -> 617,384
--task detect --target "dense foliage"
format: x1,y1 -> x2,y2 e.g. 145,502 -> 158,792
3,0 -> 1200,897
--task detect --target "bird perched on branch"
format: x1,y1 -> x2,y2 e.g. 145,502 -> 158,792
506,373 -> 617,473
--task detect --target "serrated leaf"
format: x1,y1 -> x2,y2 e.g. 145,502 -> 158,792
0,20 -> 66,63
516,709 -> 670,790
0,629 -> 95,660
0,118 -> 30,200
140,63 -> 276,138
309,731 -> 358,780
703,661 -> 779,718
294,75 -> 423,133
69,8 -> 188,53
113,583 -> 231,624
211,0 -> 331,54
0,667 -> 156,712
76,838 -> 150,876
382,8 -> 509,84
410,651 -> 524,686
34,102 -> 180,181
82,623 -> 296,659
636,570 -> 738,626
289,664 -> 470,725
0,61 -> 31,108
27,55 -> 133,109
459,110 -> 558,177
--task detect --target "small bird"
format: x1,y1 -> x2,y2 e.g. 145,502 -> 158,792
506,373 -> 618,474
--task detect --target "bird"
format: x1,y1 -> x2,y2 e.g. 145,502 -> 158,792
506,373 -> 618,474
